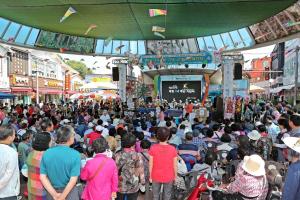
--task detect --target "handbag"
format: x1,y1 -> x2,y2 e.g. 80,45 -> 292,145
87,158 -> 108,181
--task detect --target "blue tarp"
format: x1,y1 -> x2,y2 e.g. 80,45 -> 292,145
0,92 -> 15,99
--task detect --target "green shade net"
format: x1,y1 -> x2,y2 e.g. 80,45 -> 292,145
0,0 -> 296,40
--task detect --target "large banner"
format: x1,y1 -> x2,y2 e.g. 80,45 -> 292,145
223,59 -> 234,99
118,64 -> 127,102
161,81 -> 201,102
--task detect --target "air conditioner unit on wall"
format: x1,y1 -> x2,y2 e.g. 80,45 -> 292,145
0,45 -> 8,58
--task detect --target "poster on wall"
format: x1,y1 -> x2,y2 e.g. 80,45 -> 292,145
118,64 -> 127,102
161,81 -> 201,102
224,97 -> 235,119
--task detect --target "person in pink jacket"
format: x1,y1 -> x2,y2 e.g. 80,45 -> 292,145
81,138 -> 118,200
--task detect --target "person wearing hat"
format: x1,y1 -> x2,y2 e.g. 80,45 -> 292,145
17,130 -> 33,170
84,122 -> 95,136
26,133 -> 51,200
282,137 -> 300,200
213,154 -> 268,200
84,125 -> 103,145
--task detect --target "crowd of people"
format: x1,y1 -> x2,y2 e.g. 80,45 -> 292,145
0,99 -> 299,200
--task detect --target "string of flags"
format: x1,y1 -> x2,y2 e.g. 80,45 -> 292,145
149,8 -> 168,39
60,7 -> 77,23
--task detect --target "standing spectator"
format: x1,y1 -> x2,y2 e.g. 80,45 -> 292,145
84,125 -> 103,145
115,134 -> 145,200
40,126 -> 81,200
27,133 -> 51,200
81,138 -> 118,200
282,137 -> 300,200
289,114 -> 300,137
0,126 -> 20,199
106,128 -> 118,153
18,130 -> 33,169
149,127 -> 177,200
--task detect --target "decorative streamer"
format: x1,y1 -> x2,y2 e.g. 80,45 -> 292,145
152,26 -> 166,33
115,45 -> 125,52
154,32 -> 166,39
149,9 -> 167,17
60,7 -> 77,23
84,24 -> 97,35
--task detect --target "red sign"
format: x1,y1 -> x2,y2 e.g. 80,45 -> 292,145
65,74 -> 71,91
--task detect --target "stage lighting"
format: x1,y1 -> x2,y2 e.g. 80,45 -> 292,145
202,64 -> 206,68
185,64 -> 189,68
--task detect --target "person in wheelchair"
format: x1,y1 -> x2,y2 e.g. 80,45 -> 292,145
178,132 -> 201,171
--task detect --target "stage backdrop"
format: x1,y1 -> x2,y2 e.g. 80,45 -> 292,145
161,81 -> 201,102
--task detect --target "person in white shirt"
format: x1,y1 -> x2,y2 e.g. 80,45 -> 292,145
84,122 -> 95,136
101,122 -> 109,138
0,126 -> 20,199
100,110 -> 111,122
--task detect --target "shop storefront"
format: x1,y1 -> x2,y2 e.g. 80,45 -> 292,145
32,77 -> 63,103
10,75 -> 32,104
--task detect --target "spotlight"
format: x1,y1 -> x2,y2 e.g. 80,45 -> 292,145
202,63 -> 206,68
185,64 -> 189,69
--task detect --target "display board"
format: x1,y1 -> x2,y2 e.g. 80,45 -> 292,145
161,81 -> 201,102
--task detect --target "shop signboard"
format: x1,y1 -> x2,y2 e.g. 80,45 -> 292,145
10,75 -> 29,86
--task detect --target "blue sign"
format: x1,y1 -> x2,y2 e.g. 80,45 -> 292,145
141,52 -> 213,66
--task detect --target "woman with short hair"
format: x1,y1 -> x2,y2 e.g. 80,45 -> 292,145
27,133 -> 51,200
81,138 -> 118,200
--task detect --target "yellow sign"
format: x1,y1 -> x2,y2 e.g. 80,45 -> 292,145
91,77 -> 111,82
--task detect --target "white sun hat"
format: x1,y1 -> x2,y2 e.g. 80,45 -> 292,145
282,137 -> 300,153
242,154 -> 265,177
248,130 -> 261,141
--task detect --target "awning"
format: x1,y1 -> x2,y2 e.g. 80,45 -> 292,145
270,84 -> 295,93
0,92 -> 15,99
0,89 -> 11,93
65,90 -> 78,95
39,89 -> 63,95
11,87 -> 33,93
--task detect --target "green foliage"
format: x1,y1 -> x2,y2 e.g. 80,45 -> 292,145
65,60 -> 92,78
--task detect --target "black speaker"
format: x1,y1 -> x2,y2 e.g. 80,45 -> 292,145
278,42 -> 285,71
234,63 -> 242,80
112,67 -> 119,81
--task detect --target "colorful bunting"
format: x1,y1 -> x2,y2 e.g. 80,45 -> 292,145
149,9 -> 167,17
154,32 -> 165,39
104,37 -> 113,46
152,26 -> 166,33
84,24 -> 97,35
60,7 -> 77,23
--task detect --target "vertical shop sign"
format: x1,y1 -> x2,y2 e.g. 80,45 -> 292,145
118,64 -> 127,102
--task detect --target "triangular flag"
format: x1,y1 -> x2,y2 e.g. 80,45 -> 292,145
104,37 -> 113,46
152,26 -> 166,33
154,32 -> 165,39
60,7 -> 77,23
149,9 -> 167,17
84,24 -> 97,35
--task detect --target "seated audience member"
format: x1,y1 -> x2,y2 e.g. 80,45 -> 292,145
212,123 -> 222,141
213,154 -> 268,200
226,135 -> 251,162
191,129 -> 207,158
217,134 -> 233,152
176,124 -> 186,140
169,127 -> 181,147
141,124 -> 151,138
106,128 -> 118,153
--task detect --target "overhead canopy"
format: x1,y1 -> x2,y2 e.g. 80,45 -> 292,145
0,0 -> 296,40
0,92 -> 15,99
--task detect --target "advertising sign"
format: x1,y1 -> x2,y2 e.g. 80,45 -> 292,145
141,52 -> 213,66
161,81 -> 201,102
223,59 -> 234,99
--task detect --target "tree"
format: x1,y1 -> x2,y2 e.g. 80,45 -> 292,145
65,60 -> 92,78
